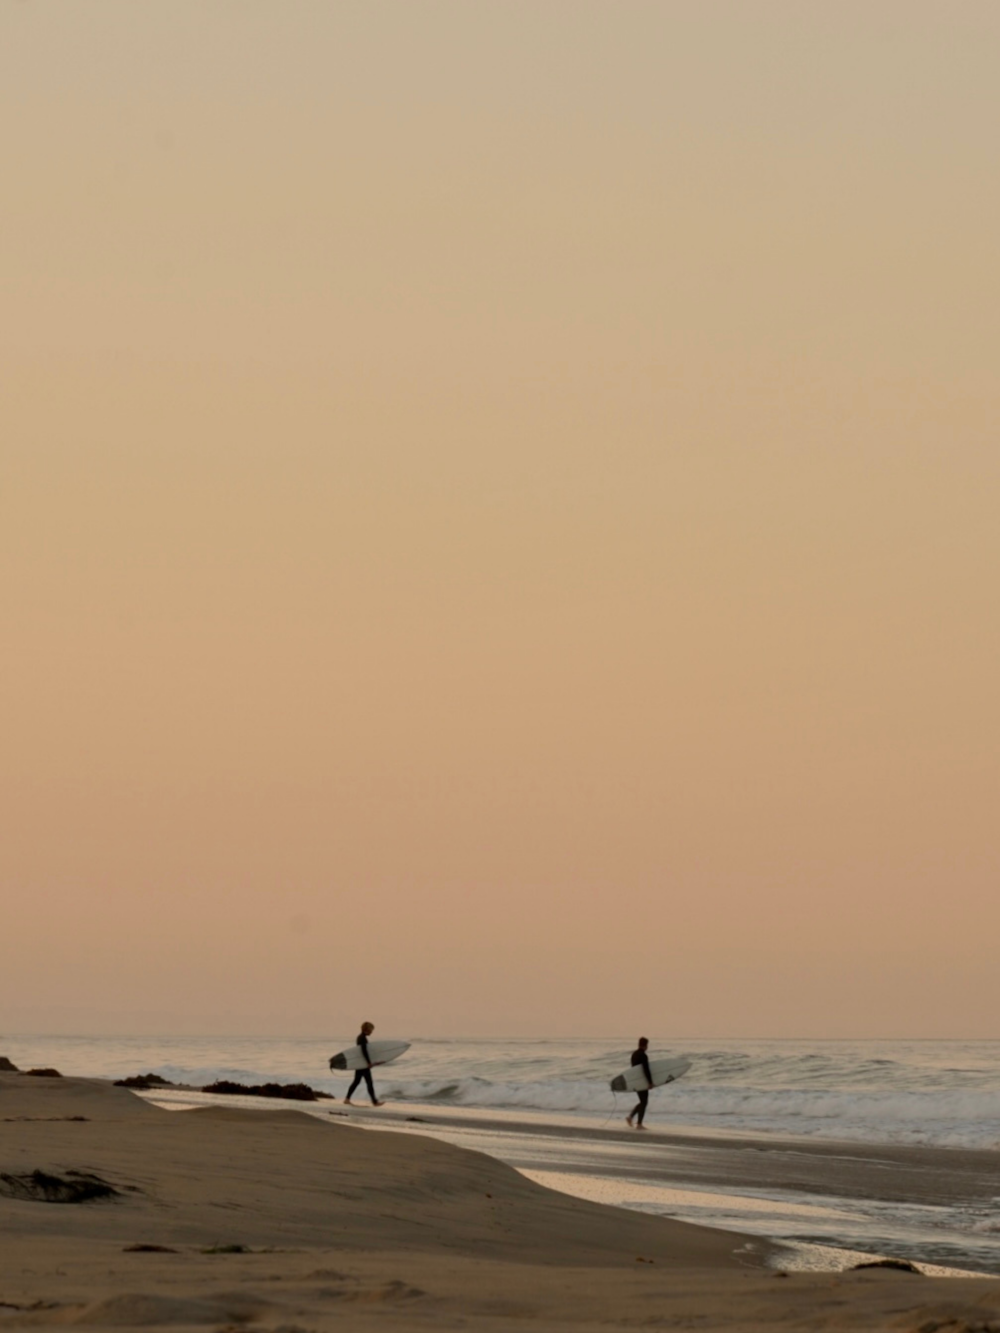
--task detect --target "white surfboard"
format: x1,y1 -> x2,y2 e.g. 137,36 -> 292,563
610,1056 -> 691,1093
329,1040 -> 410,1072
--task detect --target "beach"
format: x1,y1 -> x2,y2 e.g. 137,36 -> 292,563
4,1072 -> 1000,1332
7,1035 -> 1000,1275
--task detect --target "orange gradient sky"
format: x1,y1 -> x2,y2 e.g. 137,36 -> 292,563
3,1 -> 998,1038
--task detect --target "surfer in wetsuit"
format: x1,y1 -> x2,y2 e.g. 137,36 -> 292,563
626,1036 -> 652,1129
344,1021 -> 384,1106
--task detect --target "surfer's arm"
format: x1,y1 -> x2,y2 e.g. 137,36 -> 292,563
641,1055 -> 652,1086
359,1036 -> 372,1068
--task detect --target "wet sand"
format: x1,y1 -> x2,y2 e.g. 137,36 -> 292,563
332,1099 -> 1000,1208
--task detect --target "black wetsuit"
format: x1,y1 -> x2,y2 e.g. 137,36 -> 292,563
346,1032 -> 378,1104
630,1047 -> 653,1125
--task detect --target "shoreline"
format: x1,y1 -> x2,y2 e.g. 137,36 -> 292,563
142,1080 -> 1000,1159
4,1073 -> 1000,1331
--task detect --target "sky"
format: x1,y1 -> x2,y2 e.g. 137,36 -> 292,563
2,1 -> 998,1039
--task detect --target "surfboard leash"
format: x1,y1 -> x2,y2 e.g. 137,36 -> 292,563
601,1089 -> 622,1129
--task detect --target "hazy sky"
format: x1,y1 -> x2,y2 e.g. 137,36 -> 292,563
3,2 -> 998,1039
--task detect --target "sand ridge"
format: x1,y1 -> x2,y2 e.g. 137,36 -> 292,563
0,1074 -> 752,1261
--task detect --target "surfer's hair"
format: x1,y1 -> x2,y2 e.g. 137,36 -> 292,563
361,1021 -> 374,1033
638,1036 -> 649,1046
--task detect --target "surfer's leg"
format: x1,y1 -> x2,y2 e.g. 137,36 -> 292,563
361,1068 -> 380,1105
345,1071 -> 363,1103
635,1090 -> 649,1127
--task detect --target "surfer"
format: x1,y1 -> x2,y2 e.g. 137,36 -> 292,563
344,1021 -> 384,1106
626,1036 -> 653,1129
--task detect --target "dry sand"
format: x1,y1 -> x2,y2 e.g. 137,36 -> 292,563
2,1073 -> 999,1331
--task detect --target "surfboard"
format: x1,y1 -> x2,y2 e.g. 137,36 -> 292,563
328,1040 -> 411,1072
610,1056 -> 691,1093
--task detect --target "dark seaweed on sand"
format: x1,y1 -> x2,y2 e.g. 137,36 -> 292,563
0,1170 -> 118,1204
201,1080 -> 332,1101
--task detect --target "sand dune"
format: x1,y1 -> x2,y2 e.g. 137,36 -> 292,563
2,1074 -> 998,1331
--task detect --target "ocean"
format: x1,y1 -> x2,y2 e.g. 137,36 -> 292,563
5,1034 -> 999,1275
6,1034 -> 999,1151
